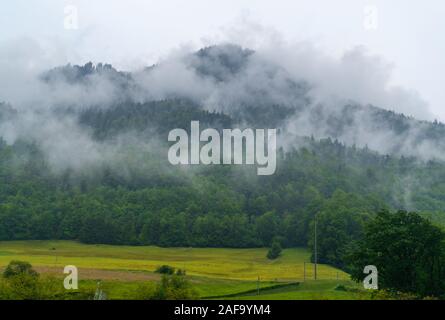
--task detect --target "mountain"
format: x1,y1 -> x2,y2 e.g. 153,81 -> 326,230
0,44 -> 445,267
34,44 -> 445,160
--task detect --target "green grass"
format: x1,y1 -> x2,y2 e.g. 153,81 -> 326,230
0,240 -> 347,281
191,277 -> 280,298
0,240 -> 362,299
226,280 -> 372,300
73,277 -> 289,300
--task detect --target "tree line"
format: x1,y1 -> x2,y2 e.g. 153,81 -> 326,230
1,100 -> 445,278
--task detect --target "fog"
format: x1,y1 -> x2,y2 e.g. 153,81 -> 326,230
0,37 -> 442,172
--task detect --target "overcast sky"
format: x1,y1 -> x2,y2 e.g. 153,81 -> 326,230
1,0 -> 444,120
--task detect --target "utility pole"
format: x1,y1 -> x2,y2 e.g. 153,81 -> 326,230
303,262 -> 306,282
314,217 -> 318,280
257,276 -> 260,295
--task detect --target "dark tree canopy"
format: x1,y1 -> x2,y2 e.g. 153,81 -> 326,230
346,210 -> 445,297
3,260 -> 39,279
267,240 -> 282,260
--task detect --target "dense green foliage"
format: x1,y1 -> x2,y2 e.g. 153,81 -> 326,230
3,260 -> 38,279
135,274 -> 198,300
1,99 -> 445,272
346,210 -> 445,297
267,241 -> 282,260
155,265 -> 176,275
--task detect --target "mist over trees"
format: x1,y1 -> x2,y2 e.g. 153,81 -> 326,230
1,105 -> 445,258
1,44 -> 445,280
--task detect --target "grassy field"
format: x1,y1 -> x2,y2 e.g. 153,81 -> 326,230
0,240 -> 348,281
226,280 -> 371,300
0,240 -> 367,299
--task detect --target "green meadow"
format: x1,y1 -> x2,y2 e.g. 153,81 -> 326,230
0,240 -> 368,299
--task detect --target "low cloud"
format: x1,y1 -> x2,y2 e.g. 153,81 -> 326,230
0,36 -> 439,172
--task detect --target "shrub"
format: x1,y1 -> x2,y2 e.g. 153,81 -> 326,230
334,284 -> 347,291
135,275 -> 198,300
176,269 -> 186,276
155,265 -> 175,275
3,261 -> 39,279
134,282 -> 157,300
153,275 -> 198,300
267,241 -> 282,260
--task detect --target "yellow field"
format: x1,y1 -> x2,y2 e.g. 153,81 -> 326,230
0,240 -> 347,281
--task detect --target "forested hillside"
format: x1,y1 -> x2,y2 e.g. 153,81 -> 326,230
1,98 -> 445,267
1,45 -> 445,269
